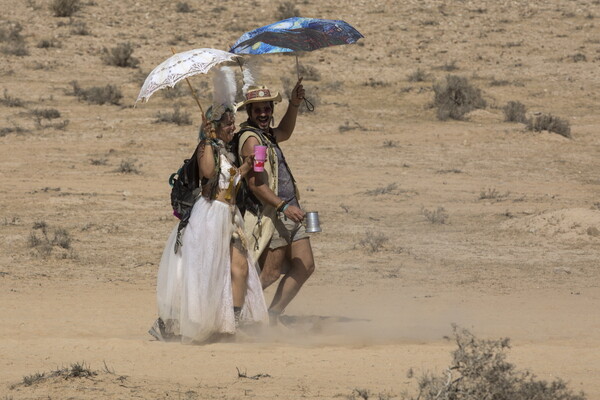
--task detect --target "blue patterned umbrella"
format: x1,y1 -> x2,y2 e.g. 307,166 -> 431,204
230,18 -> 363,110
229,17 -> 364,55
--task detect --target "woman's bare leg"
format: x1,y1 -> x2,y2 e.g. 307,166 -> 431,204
230,245 -> 249,308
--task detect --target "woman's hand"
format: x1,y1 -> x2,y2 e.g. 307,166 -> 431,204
239,154 -> 255,178
283,204 -> 305,223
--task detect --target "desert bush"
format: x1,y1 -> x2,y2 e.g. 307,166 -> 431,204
383,140 -> 398,148
70,20 -> 91,35
116,159 -> 140,174
28,223 -> 73,258
102,42 -> 139,68
421,206 -> 448,224
155,106 -> 192,125
176,1 -> 192,12
50,0 -> 80,17
527,113 -> 571,138
276,1 -> 301,19
17,362 -> 96,388
503,100 -> 527,123
37,38 -> 61,48
570,53 -> 587,62
161,84 -> 187,99
70,81 -> 123,105
359,231 -> 389,253
402,326 -> 586,400
0,22 -> 28,56
0,125 -> 28,136
437,60 -> 458,71
364,78 -> 391,87
407,68 -> 429,82
0,89 -> 24,107
432,75 -> 486,120
479,187 -> 509,200
31,108 -> 61,120
365,183 -> 398,196
297,64 -> 321,81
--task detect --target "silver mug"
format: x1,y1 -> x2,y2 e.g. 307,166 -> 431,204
304,211 -> 322,233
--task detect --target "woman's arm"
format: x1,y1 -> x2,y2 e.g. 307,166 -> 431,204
197,141 -> 216,180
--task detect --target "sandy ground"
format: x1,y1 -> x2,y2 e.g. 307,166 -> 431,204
1,0 -> 600,398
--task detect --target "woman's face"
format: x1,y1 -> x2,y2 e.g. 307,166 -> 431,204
215,112 -> 236,143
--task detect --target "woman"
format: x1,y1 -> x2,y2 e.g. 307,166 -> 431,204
150,69 -> 268,343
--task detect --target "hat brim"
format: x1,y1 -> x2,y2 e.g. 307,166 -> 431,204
236,92 -> 282,110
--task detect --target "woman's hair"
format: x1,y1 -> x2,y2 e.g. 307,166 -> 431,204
198,106 -> 234,142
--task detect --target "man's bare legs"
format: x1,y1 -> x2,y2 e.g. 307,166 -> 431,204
259,238 -> 315,319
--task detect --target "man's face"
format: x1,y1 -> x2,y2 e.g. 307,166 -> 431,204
249,101 -> 272,130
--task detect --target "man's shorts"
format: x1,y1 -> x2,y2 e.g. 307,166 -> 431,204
269,213 -> 309,249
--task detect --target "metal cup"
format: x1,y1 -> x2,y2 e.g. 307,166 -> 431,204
304,211 -> 321,233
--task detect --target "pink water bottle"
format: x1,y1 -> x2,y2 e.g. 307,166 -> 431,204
254,145 -> 267,172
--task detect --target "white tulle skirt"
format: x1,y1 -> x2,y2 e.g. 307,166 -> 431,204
156,197 -> 268,343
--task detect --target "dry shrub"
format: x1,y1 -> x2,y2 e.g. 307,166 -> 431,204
421,206 -> 448,224
402,326 -> 586,400
116,159 -> 140,174
1,89 -> 24,107
154,106 -> 192,125
176,2 -> 192,12
527,113 -> 571,138
297,64 -> 321,81
70,20 -> 91,35
433,75 -> 486,120
0,22 -> 28,56
359,231 -> 389,253
28,223 -> 73,258
276,1 -> 301,19
50,0 -> 80,17
407,68 -> 429,82
503,100 -> 527,123
102,42 -> 139,68
70,81 -> 123,105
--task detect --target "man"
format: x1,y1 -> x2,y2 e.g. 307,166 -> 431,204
235,78 -> 315,324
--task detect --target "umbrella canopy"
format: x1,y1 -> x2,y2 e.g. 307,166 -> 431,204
229,17 -> 363,55
136,48 -> 242,103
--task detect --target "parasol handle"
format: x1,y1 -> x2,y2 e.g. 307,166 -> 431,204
295,54 -> 314,112
171,48 -> 207,125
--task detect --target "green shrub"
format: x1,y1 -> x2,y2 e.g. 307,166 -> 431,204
433,75 -> 486,120
50,0 -> 80,17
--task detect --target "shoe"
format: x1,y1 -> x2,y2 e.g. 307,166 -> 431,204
148,318 -> 166,341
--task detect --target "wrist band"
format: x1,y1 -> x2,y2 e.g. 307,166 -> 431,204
276,200 -> 285,211
281,203 -> 290,212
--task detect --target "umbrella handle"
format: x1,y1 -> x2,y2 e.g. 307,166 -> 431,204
294,54 -> 314,112
171,48 -> 207,126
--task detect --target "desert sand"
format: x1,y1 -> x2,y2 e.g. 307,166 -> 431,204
1,0 -> 599,398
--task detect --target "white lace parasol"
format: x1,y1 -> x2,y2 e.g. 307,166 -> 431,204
136,48 -> 243,103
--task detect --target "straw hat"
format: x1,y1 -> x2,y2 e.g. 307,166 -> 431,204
236,85 -> 282,110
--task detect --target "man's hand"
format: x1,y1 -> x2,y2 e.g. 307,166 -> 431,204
283,204 -> 305,223
290,78 -> 304,107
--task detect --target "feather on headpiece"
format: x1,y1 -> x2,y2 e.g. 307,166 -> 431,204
210,66 -> 236,121
242,56 -> 262,95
